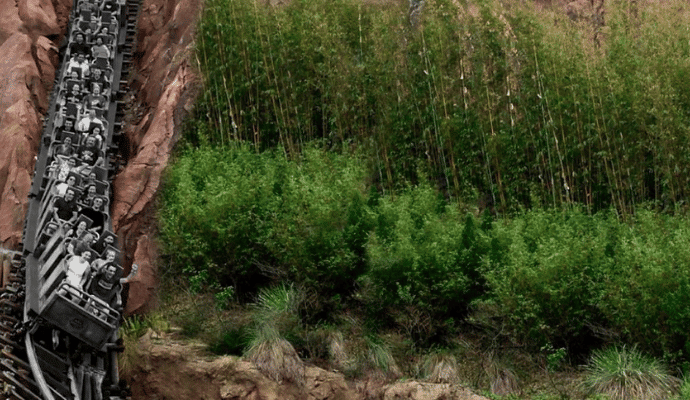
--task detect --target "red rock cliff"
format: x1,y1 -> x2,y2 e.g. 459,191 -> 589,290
112,0 -> 200,314
0,0 -> 67,249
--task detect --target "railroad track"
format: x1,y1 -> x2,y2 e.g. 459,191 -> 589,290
0,0 -> 142,397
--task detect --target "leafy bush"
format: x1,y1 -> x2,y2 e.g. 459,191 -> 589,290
479,208 -> 690,361
600,211 -> 690,360
159,145 -> 371,308
260,147 -> 374,317
159,146 -> 282,298
477,208 -> 614,352
363,184 -> 489,341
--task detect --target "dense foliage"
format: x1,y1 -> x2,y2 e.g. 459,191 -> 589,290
193,0 -> 690,213
160,146 -> 690,362
158,0 -> 690,379
159,145 -> 370,307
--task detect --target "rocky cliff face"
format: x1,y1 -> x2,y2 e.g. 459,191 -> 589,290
111,0 -> 200,314
0,0 -> 65,249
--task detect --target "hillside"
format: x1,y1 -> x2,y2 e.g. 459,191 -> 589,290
2,0 -> 690,398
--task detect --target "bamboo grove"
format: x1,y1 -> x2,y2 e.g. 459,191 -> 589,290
190,0 -> 690,215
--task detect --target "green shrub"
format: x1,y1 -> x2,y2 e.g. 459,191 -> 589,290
363,183 -> 489,341
479,208 -> 614,352
159,146 -> 283,298
600,211 -> 690,359
473,208 -> 690,361
260,147 -> 374,317
159,145 -> 371,310
581,346 -> 680,400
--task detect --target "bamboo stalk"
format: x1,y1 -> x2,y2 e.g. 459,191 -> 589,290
533,45 -> 557,207
421,29 -> 451,196
546,53 -> 573,206
463,56 -> 496,209
583,52 -> 618,214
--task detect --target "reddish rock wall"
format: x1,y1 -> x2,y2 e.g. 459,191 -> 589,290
112,0 -> 201,314
0,0 -> 64,249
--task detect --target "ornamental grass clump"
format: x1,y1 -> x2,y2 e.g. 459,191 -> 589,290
245,284 -> 305,385
483,353 -> 520,397
246,328 -> 305,386
581,346 -> 680,400
419,352 -> 459,384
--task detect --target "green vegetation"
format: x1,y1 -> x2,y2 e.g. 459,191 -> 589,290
160,146 -> 690,363
119,313 -> 170,379
581,346 -> 680,400
192,0 -> 690,213
153,0 -> 690,396
675,378 -> 690,400
245,285 -> 305,384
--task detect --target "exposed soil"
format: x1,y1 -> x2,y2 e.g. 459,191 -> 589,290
127,331 -> 491,400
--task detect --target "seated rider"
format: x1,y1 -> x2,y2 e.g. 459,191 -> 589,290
79,196 -> 107,234
52,188 -> 80,226
91,231 -> 116,255
77,135 -> 104,167
52,173 -> 79,197
65,249 -> 94,290
53,136 -> 76,158
86,264 -> 138,308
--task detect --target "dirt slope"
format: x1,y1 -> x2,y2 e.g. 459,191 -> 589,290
128,331 -> 490,400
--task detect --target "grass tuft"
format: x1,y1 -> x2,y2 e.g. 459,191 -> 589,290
420,352 -> 459,384
244,284 -> 305,384
676,378 -> 690,400
246,325 -> 305,385
483,352 -> 520,397
326,330 -> 349,371
581,346 -> 680,400
365,335 -> 401,377
118,314 -> 170,379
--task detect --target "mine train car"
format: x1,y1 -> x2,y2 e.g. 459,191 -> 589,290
7,0 -> 141,397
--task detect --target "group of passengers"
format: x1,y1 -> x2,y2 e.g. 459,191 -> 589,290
63,242 -> 137,312
34,0 -> 136,314
53,0 -> 121,157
